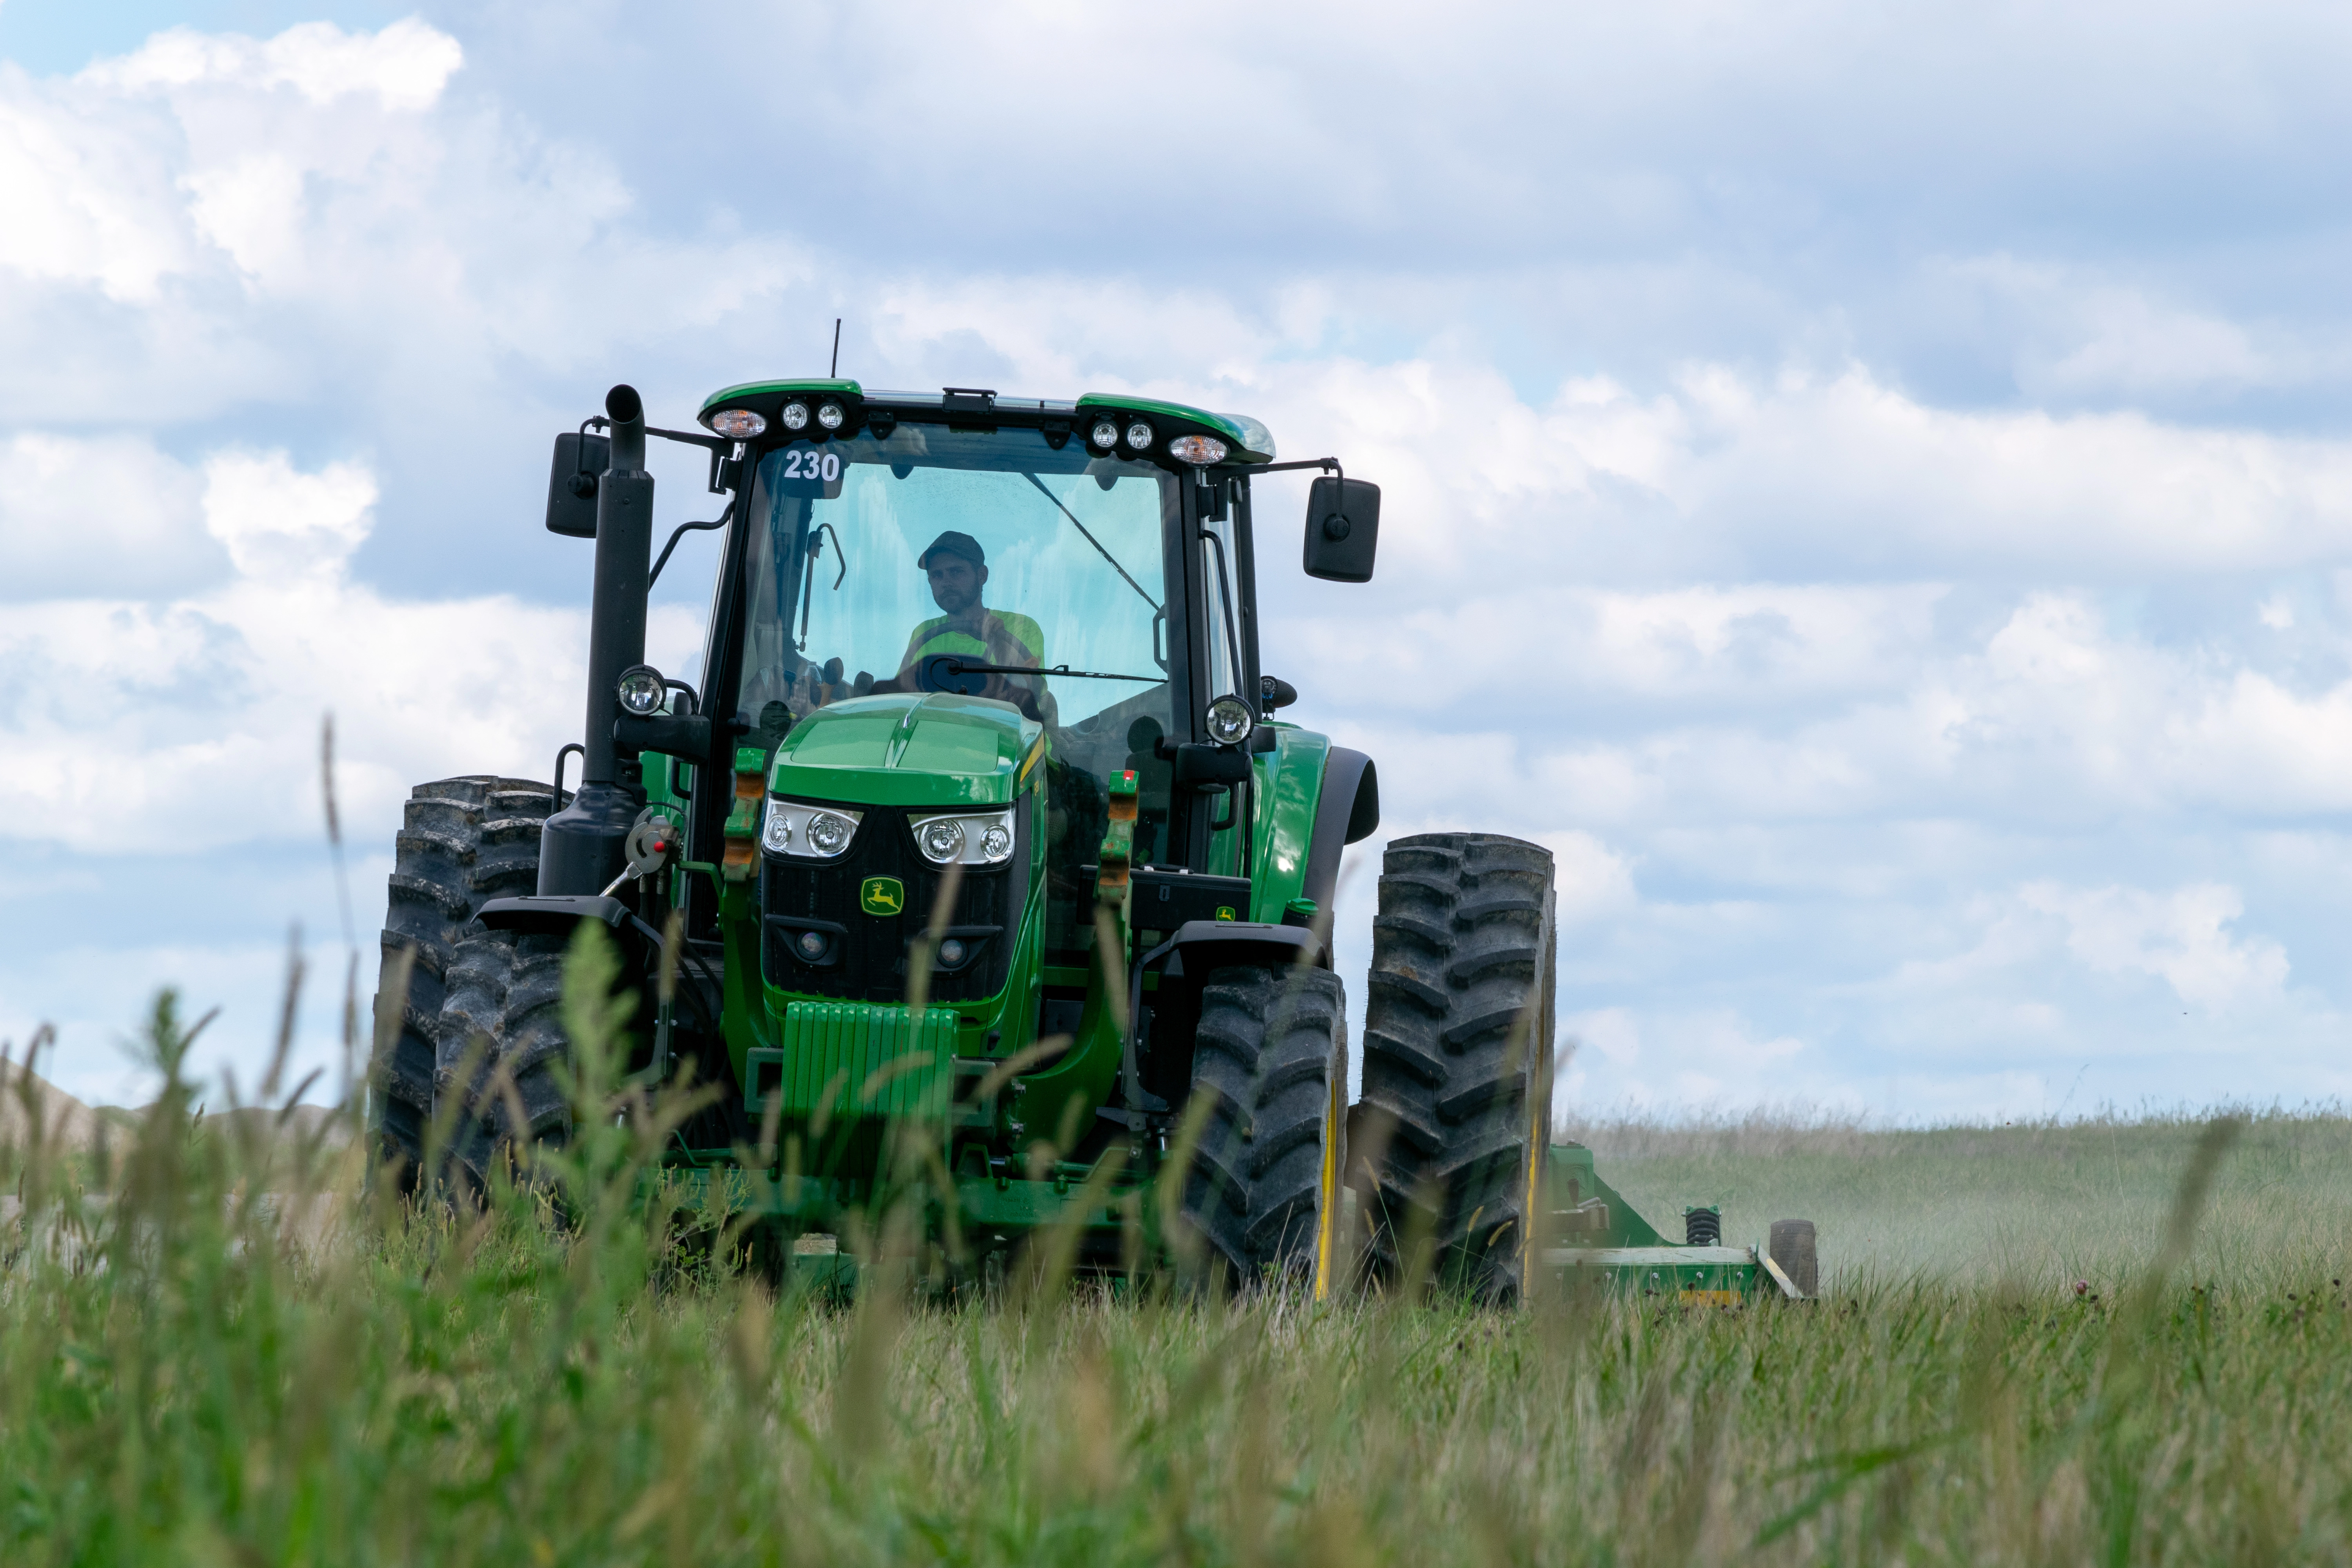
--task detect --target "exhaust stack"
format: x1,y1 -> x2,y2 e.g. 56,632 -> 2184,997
537,383 -> 656,896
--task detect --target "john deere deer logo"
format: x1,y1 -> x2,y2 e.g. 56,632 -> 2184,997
860,876 -> 904,917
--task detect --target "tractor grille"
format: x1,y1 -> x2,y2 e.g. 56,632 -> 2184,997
744,1002 -> 956,1120
760,805 -> 1025,1004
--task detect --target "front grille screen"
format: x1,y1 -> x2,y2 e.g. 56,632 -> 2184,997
761,806 -> 1025,1003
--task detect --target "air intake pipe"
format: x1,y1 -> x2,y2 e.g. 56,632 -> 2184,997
538,383 -> 655,896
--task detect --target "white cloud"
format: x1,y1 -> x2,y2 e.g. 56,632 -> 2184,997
1556,1005 -> 1826,1115
0,446 -> 702,858
0,433 -> 223,599
2022,880 -> 2290,1013
0,67 -> 192,300
0,15 -> 808,434
202,449 -> 376,580
79,20 -> 464,111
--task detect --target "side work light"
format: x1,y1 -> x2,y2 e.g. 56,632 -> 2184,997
616,664 -> 667,717
1205,694 -> 1255,746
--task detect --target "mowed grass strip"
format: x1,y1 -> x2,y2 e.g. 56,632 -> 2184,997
4,984 -> 2349,1565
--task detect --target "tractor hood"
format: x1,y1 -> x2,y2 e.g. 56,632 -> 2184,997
768,691 -> 1043,808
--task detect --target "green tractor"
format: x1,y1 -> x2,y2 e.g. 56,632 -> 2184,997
372,378 -> 1812,1301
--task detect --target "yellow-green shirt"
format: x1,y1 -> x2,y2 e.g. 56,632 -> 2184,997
898,609 -> 1046,676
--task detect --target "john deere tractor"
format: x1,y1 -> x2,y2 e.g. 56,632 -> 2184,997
372,379 -> 1812,1301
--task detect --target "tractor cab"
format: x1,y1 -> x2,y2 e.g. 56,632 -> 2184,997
685,384 -> 1352,995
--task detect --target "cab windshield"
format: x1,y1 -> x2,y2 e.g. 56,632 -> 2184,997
734,422 -> 1181,872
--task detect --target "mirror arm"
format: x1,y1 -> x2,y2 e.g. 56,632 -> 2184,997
584,415 -> 731,454
1252,457 -> 1343,482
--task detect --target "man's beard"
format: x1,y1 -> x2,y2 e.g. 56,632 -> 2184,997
934,586 -> 979,617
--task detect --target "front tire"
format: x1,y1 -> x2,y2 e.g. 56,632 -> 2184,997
1179,964 -> 1347,1290
1356,832 -> 1557,1302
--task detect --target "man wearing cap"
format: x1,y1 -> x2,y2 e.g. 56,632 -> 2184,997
878,531 -> 1051,715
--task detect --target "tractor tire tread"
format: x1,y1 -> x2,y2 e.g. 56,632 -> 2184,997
368,775 -> 558,1187
1180,964 -> 1344,1286
1355,831 -> 1557,1302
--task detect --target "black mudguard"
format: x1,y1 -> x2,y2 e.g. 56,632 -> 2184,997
1301,748 -> 1379,916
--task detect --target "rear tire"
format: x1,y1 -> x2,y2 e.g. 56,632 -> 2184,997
1356,832 -> 1557,1303
369,776 -> 555,1186
1179,964 -> 1347,1290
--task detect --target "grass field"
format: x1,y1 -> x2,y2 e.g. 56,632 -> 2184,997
5,986 -> 2350,1565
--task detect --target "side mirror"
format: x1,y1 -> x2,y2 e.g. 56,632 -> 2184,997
546,431 -> 611,537
1303,475 -> 1379,582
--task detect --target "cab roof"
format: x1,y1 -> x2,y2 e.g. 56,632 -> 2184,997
696,379 -> 1276,464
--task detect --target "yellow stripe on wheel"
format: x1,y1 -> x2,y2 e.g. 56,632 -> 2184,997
1314,1056 -> 1343,1301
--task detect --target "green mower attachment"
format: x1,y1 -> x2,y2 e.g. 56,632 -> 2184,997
1539,1142 -> 1816,1303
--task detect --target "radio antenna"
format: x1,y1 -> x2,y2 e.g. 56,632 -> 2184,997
830,318 -> 841,378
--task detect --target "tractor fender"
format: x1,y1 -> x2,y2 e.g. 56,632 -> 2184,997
1165,918 -> 1326,975
1301,748 -> 1379,916
477,893 -> 631,934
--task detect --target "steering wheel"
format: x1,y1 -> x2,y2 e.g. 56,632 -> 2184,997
916,652 -> 991,696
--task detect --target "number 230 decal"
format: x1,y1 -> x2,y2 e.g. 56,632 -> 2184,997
781,449 -> 842,481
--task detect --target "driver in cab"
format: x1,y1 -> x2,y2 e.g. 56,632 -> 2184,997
877,531 -> 1052,718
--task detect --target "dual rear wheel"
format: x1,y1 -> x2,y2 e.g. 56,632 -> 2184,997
1174,831 -> 1562,1304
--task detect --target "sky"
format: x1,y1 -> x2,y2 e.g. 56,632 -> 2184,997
4,1 -> 2352,1120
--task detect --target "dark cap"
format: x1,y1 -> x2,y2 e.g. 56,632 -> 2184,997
918,530 -> 985,569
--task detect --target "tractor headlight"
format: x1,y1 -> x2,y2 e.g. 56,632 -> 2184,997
817,401 -> 846,430
1125,421 -> 1154,451
909,808 -> 1017,866
616,664 -> 667,717
780,401 -> 810,431
762,799 -> 863,859
806,810 -> 856,855
917,817 -> 965,862
1090,419 -> 1120,449
706,408 -> 766,439
1167,434 -> 1227,465
1205,694 -> 1255,746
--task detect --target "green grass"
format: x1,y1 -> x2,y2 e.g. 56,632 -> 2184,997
6,965 -> 2350,1564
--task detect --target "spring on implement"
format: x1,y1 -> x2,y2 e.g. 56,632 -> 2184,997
1684,1207 -> 1721,1246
